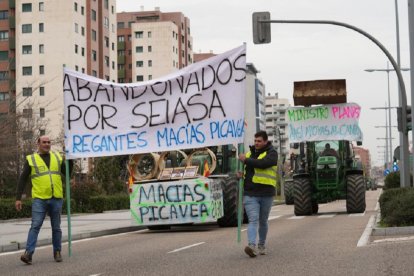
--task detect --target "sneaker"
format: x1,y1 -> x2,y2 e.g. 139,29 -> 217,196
54,251 -> 63,262
258,245 -> 267,255
244,245 -> 257,258
20,251 -> 32,265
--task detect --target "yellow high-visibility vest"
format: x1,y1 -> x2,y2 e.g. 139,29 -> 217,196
245,151 -> 278,187
26,152 -> 63,199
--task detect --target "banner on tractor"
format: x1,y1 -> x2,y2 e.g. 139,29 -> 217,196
287,103 -> 363,143
63,45 -> 246,159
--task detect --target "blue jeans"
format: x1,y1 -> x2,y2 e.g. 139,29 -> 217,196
26,198 -> 63,254
243,195 -> 273,246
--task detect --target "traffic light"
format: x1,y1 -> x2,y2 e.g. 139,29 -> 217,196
252,12 -> 271,44
397,106 -> 412,132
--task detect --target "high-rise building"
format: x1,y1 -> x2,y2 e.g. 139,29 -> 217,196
15,0 -> 117,142
354,146 -> 371,177
265,93 -> 290,156
116,9 -> 193,83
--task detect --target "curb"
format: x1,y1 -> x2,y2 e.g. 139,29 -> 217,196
371,206 -> 414,237
0,226 -> 145,254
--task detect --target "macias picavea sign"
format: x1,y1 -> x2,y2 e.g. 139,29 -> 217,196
63,45 -> 246,159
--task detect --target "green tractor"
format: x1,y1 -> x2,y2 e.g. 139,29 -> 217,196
291,140 -> 365,216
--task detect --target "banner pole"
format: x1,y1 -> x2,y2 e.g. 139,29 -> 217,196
237,143 -> 244,243
65,159 -> 72,257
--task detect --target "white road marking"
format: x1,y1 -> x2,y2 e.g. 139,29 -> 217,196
288,216 -> 305,220
357,215 -> 375,247
268,215 -> 281,220
349,212 -> 365,217
318,214 -> 336,218
89,274 -> 102,276
373,236 -> 414,244
375,202 -> 380,211
167,242 -> 205,253
241,228 -> 247,232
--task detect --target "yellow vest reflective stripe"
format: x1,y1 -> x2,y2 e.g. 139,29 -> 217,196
245,151 -> 278,187
26,152 -> 63,199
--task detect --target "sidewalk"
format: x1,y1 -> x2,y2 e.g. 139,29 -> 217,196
0,210 -> 144,253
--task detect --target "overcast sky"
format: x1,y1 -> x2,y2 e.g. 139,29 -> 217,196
117,0 -> 412,167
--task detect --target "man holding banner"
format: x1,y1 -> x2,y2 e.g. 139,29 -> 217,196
238,131 -> 277,257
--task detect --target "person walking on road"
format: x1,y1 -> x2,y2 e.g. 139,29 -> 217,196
238,131 -> 278,257
15,136 -> 71,264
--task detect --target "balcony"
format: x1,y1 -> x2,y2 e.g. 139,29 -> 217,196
118,68 -> 125,79
117,41 -> 125,51
9,57 -> 15,70
117,55 -> 125,64
8,16 -> 15,29
9,0 -> 15,8
8,38 -> 15,49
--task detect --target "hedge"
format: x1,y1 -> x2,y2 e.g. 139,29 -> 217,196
379,187 -> 414,226
0,195 -> 130,220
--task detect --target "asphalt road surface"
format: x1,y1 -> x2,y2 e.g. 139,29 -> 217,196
1,189 -> 413,276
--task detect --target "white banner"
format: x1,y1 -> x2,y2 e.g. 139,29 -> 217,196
63,45 -> 246,159
287,103 -> 363,143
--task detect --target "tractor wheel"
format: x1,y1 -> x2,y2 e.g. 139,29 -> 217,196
346,174 -> 366,213
217,177 -> 242,227
147,225 -> 171,230
293,178 -> 313,216
284,180 -> 294,205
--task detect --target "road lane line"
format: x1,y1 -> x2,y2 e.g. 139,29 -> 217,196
318,214 -> 335,218
167,242 -> 205,253
268,215 -> 281,220
288,216 -> 305,220
241,228 -> 247,232
357,215 -> 375,247
349,212 -> 365,217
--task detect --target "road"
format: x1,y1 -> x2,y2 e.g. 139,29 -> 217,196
1,189 -> 413,276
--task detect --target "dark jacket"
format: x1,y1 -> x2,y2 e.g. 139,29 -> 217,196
243,142 -> 278,197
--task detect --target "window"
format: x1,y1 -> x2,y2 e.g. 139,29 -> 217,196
135,46 -> 143,53
92,29 -> 96,41
39,129 -> 45,136
92,50 -> 97,61
117,35 -> 124,42
112,42 -> 114,51
112,61 -> 115,69
0,31 -> 8,40
39,44 -> 44,53
0,71 -> 8,80
75,44 -> 78,54
81,6 -> 84,15
148,46 -> 152,52
39,23 -> 44,32
91,10 -> 96,21
92,70 -> 97,77
82,68 -> 85,73
0,92 -> 9,101
135,31 -> 143,38
40,108 -> 45,118
74,23 -> 78,33
128,35 -> 131,41
105,36 -> 109,47
111,5 -> 114,14
22,66 -> 32,76
0,11 -> 8,20
0,51 -> 7,60
148,75 -> 152,80
39,86 -> 44,96
74,2 -> 78,11
104,17 -> 109,28
81,47 -> 84,56
22,3 -> 32,12
148,31 -> 152,38
81,26 -> 85,36
136,61 -> 143,67
148,60 -> 152,67
22,45 -> 32,54
128,63 -> 132,69
23,87 -> 32,96
39,65 -> 44,75
105,56 -> 109,67
136,75 -> 143,82
22,24 -> 32,33
104,0 -> 109,9
75,65 -> 78,71
39,2 -> 44,11
23,131 -> 32,140
117,22 -> 125,29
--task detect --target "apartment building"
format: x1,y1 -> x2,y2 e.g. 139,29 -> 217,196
354,146 -> 371,177
116,8 -> 193,83
265,93 -> 290,156
16,0 -> 117,141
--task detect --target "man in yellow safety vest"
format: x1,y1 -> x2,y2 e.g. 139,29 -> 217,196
15,136 -> 71,264
238,131 -> 277,257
